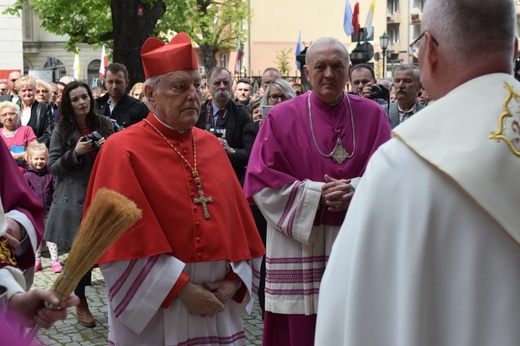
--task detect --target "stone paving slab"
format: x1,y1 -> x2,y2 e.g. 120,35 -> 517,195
31,252 -> 263,345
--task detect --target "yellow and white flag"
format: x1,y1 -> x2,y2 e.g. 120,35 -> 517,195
73,49 -> 80,80
365,0 -> 375,39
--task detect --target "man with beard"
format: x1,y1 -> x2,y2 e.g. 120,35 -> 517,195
388,64 -> 425,128
196,67 -> 251,183
95,63 -> 149,130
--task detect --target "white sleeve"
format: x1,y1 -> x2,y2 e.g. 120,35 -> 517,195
253,180 -> 323,246
230,257 -> 263,315
100,254 -> 185,334
0,267 -> 26,299
5,210 -> 38,256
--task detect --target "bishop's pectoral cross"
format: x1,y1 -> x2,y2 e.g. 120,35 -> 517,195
192,170 -> 213,219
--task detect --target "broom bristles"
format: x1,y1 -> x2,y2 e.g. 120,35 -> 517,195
50,188 -> 141,301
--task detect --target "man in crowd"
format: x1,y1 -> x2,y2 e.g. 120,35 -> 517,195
350,63 -> 389,111
196,67 -> 251,183
316,1 -> 520,345
260,67 -> 281,95
388,64 -> 424,127
84,32 -> 264,345
244,37 -> 391,346
0,82 -> 8,96
234,78 -> 252,108
58,76 -> 75,85
95,63 -> 149,129
0,71 -> 22,107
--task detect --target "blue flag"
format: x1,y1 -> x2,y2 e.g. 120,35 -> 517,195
295,31 -> 302,69
343,0 -> 354,36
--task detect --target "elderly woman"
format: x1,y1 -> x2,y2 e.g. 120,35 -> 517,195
0,101 -> 37,172
35,79 -> 52,104
15,76 -> 52,146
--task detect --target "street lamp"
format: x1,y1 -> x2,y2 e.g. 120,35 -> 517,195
379,32 -> 390,78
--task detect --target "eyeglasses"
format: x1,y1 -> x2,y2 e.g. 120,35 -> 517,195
36,89 -> 49,94
268,94 -> 288,102
409,31 -> 439,51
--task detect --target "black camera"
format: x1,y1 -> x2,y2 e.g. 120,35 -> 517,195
81,131 -> 103,151
370,84 -> 390,100
207,128 -> 225,138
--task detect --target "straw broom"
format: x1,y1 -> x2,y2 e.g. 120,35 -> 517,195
28,188 -> 141,337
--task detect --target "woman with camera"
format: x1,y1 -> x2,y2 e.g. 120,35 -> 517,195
45,81 -> 113,328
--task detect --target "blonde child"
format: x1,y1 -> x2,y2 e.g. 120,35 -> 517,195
23,142 -> 62,273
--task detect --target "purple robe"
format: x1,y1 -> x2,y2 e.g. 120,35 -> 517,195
0,140 -> 43,270
244,91 -> 391,226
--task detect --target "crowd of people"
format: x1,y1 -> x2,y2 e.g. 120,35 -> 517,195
1,0 -> 519,344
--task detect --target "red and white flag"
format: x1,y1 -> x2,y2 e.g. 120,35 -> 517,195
99,45 -> 108,78
352,0 -> 360,36
234,38 -> 242,74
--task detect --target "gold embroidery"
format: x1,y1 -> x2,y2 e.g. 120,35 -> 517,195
0,235 -> 17,267
489,83 -> 520,156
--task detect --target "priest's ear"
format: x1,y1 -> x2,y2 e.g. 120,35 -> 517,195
144,83 -> 155,108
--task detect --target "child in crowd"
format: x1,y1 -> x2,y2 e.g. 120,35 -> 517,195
23,142 -> 62,273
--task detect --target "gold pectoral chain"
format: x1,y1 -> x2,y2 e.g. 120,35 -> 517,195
308,91 -> 356,164
144,119 -> 213,219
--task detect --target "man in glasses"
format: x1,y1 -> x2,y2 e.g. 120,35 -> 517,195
0,71 -> 22,107
316,0 -> 520,345
196,67 -> 251,183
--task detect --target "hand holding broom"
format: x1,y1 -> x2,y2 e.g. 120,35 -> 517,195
27,188 -> 142,338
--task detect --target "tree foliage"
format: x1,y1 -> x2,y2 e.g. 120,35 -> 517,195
275,48 -> 293,76
5,0 -> 250,86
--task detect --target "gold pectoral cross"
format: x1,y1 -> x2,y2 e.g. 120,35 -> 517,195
193,189 -> 213,219
331,137 -> 349,164
191,170 -> 213,219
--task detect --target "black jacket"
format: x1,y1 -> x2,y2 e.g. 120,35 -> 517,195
27,101 -> 52,147
196,100 -> 251,183
95,93 -> 149,129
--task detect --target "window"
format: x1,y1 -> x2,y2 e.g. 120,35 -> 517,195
412,0 -> 425,12
388,0 -> 399,14
87,60 -> 102,86
389,28 -> 399,44
43,58 -> 67,82
220,54 -> 228,68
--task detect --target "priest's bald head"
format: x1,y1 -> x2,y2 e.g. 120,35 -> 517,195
141,33 -> 203,131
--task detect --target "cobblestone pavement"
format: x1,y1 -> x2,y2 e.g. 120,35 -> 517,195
31,252 -> 263,346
